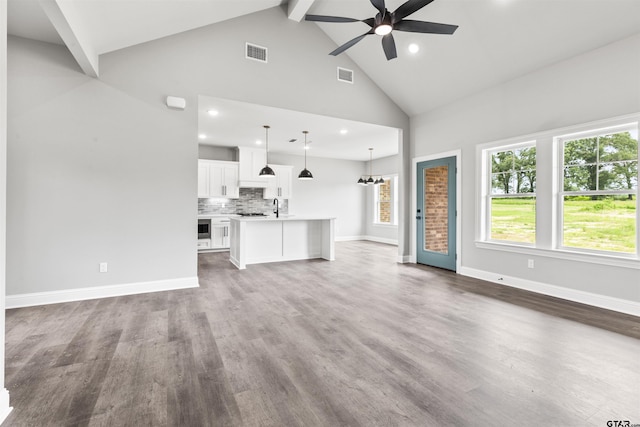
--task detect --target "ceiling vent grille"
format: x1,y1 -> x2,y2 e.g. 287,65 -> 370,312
246,43 -> 268,63
337,67 -> 354,84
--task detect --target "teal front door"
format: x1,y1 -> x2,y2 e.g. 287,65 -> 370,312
416,156 -> 457,271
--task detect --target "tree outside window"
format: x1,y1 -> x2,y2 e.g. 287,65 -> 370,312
560,128 -> 638,253
488,144 -> 536,244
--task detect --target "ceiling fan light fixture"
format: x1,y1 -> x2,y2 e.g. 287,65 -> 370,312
375,24 -> 392,36
305,0 -> 458,61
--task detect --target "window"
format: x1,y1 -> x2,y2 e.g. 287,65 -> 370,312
374,176 -> 398,225
559,124 -> 638,254
486,143 -> 536,244
477,114 -> 640,266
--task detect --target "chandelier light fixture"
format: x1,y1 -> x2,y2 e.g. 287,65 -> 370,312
298,131 -> 313,180
258,125 -> 275,177
357,148 -> 384,185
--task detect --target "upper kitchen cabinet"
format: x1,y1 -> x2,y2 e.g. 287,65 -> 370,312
198,160 -> 239,198
264,165 -> 293,199
237,147 -> 268,188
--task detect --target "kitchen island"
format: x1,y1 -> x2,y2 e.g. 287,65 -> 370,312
229,216 -> 335,270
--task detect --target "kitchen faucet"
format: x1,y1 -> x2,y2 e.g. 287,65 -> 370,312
273,198 -> 279,218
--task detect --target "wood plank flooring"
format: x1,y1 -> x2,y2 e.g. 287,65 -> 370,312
4,241 -> 640,426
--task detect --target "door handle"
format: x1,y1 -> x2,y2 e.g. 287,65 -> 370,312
416,216 -> 422,220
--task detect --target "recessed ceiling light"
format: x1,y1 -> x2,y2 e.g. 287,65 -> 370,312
207,109 -> 219,116
198,134 -> 206,139
255,139 -> 262,145
340,129 -> 348,135
408,44 -> 420,54
304,145 -> 310,150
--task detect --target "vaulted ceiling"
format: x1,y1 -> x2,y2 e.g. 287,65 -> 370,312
7,0 -> 640,159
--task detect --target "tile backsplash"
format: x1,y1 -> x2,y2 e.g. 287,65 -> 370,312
198,188 -> 288,215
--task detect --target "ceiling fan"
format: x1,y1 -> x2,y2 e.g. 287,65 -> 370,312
305,0 -> 458,60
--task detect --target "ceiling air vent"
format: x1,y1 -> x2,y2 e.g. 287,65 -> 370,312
337,67 -> 354,84
246,43 -> 268,63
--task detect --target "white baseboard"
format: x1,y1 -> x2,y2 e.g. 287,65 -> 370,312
335,236 -> 399,245
335,235 -> 365,242
0,388 -> 12,424
6,277 -> 199,309
459,266 -> 640,317
363,236 -> 398,246
397,255 -> 412,263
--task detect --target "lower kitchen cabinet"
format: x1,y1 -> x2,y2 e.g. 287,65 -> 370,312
210,224 -> 230,249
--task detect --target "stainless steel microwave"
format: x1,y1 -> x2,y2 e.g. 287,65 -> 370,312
198,219 -> 211,239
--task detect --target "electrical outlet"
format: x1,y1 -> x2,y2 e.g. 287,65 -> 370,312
527,259 -> 534,269
99,262 -> 108,273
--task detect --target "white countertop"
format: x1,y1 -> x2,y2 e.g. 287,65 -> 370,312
230,215 -> 335,222
198,214 -> 239,219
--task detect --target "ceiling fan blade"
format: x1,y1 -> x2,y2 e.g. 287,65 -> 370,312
392,0 -> 435,23
305,15 -> 361,23
330,31 -> 373,56
381,33 -> 397,60
370,0 -> 386,16
362,17 -> 376,28
394,19 -> 458,34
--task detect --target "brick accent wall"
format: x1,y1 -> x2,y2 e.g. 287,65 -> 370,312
424,166 -> 448,254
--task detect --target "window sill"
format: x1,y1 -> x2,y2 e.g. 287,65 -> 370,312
373,223 -> 398,228
475,240 -> 640,270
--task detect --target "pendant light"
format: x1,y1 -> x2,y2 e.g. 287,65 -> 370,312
357,147 -> 384,185
298,131 -> 313,180
259,125 -> 275,177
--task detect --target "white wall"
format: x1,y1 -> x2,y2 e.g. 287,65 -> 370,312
6,6 -> 408,297
1,0 -> 13,420
269,152 -> 366,238
365,154 -> 399,244
411,33 -> 640,306
198,145 -> 235,161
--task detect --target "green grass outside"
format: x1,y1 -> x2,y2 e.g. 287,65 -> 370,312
491,197 -> 637,253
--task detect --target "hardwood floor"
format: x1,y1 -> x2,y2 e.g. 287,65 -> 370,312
4,241 -> 639,426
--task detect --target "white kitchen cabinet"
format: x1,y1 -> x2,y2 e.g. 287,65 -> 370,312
263,165 -> 293,199
210,223 -> 230,249
237,147 -> 268,188
197,239 -> 212,250
198,160 -> 239,198
197,162 -> 210,198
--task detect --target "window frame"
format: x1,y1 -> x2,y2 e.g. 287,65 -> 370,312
475,112 -> 640,269
373,175 -> 398,226
483,140 -> 537,246
555,122 -> 638,257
